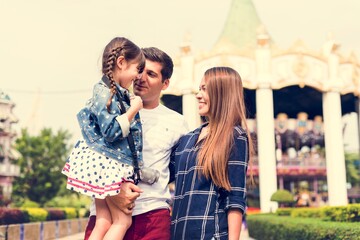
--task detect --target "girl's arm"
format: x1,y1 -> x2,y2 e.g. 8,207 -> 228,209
228,209 -> 243,240
89,85 -> 137,142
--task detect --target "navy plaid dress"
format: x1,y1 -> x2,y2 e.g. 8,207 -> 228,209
170,124 -> 249,240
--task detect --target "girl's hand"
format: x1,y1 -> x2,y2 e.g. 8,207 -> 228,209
130,95 -> 143,112
125,95 -> 142,122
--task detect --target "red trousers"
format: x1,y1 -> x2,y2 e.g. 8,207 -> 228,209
84,209 -> 171,240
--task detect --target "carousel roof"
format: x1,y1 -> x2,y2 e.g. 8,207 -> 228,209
164,0 -> 360,118
212,0 -> 272,52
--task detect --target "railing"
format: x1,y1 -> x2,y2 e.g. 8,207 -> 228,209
250,155 -> 326,167
0,218 -> 88,240
277,155 -> 326,168
249,154 -> 327,176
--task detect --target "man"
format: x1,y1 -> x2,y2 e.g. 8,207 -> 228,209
84,47 -> 189,240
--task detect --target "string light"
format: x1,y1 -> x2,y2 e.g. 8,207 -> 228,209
2,89 -> 91,95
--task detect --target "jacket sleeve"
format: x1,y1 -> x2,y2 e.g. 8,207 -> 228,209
89,84 -> 129,142
224,132 -> 249,214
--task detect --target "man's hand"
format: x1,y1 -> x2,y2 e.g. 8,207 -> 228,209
109,182 -> 143,214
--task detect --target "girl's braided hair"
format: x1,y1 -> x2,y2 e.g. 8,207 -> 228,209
102,37 -> 145,112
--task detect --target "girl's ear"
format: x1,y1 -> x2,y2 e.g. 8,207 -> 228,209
116,56 -> 125,70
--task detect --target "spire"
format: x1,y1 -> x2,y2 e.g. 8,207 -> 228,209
213,0 -> 270,52
26,89 -> 43,135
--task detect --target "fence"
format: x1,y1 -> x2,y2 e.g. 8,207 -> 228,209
0,218 -> 88,240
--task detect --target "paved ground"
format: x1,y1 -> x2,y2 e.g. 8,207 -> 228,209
53,232 -> 85,240
54,229 -> 255,240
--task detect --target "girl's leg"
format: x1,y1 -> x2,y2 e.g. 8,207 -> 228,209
103,196 -> 132,240
89,198 -> 112,240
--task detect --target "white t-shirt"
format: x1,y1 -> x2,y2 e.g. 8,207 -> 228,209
89,104 -> 189,216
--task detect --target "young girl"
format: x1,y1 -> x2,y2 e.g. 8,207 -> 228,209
62,37 -> 145,240
170,67 -> 254,240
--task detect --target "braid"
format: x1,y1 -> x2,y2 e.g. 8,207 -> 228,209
102,37 -> 145,112
105,47 -> 123,112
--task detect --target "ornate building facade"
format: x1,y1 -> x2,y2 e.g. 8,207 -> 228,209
162,0 -> 360,212
0,90 -> 20,204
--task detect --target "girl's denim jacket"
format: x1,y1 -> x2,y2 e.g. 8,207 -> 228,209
77,75 -> 143,166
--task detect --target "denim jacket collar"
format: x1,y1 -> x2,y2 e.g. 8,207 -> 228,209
101,75 -> 130,104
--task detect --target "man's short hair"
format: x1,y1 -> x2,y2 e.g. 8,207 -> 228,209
142,47 -> 174,82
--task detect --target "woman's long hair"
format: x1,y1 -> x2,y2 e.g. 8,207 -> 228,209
197,67 -> 254,191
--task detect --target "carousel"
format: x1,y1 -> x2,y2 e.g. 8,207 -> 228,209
161,0 -> 360,212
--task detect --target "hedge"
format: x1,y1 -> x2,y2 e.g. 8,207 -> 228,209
22,208 -> 48,222
0,207 -> 84,225
275,204 -> 360,222
62,207 -> 78,219
247,214 -> 360,240
0,208 -> 29,225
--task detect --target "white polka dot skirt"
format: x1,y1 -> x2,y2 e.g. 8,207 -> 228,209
61,140 -> 134,199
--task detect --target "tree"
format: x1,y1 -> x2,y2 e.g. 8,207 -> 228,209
271,189 -> 295,208
345,152 -> 360,187
12,128 -> 72,206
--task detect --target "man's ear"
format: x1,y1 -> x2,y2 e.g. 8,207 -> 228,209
116,56 -> 125,69
162,79 -> 170,90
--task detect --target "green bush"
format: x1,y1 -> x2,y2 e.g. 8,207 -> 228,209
62,207 -> 77,219
271,190 -> 294,203
347,204 -> 360,222
78,208 -> 89,218
21,199 -> 40,208
321,204 -> 360,222
44,194 -> 91,208
275,208 -> 293,216
291,207 -> 323,218
23,208 -> 48,222
248,214 -> 360,240
271,189 -> 294,207
275,204 -> 360,222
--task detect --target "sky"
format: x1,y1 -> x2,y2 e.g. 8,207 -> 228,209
1,0 -> 360,146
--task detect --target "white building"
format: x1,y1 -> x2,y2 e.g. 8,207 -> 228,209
0,90 -> 21,203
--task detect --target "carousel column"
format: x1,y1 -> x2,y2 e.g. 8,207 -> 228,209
352,56 -> 360,164
255,30 -> 278,213
179,41 -> 200,131
322,40 -> 348,206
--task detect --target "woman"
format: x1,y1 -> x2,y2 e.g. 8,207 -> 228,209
170,67 -> 253,240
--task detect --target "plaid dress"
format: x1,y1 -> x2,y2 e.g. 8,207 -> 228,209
170,124 -> 249,240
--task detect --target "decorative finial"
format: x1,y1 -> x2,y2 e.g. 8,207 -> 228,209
256,24 -> 269,47
180,32 -> 192,55
322,32 -> 340,57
